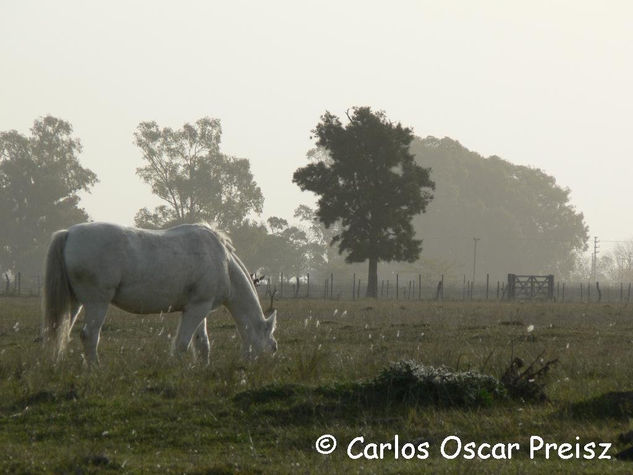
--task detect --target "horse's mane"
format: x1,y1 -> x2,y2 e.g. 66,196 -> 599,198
197,222 -> 235,252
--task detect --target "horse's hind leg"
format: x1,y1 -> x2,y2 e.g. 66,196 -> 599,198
80,302 -> 109,366
193,318 -> 211,365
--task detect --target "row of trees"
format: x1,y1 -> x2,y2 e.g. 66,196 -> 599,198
1,109 -> 614,294
0,117 -> 97,275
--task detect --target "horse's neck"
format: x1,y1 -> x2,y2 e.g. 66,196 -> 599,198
226,254 -> 264,327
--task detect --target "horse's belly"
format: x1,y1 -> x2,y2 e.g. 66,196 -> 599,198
111,286 -> 186,314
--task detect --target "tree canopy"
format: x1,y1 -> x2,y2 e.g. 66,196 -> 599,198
293,107 -> 435,297
134,117 -> 263,230
0,116 -> 97,275
409,136 -> 588,280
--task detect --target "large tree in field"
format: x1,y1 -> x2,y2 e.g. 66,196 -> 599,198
0,116 -> 97,276
134,117 -> 263,230
293,107 -> 435,297
408,137 -> 588,280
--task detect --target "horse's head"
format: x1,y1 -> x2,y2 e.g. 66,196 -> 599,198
244,309 -> 277,358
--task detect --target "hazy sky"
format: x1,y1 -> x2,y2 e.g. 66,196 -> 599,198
1,1 -> 632,252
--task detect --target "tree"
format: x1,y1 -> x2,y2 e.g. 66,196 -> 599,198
0,116 -> 97,276
293,107 -> 435,297
134,117 -> 263,230
409,136 -> 588,280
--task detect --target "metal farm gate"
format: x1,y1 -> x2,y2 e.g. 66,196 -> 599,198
507,274 -> 554,300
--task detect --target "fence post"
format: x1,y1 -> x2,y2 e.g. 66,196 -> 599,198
587,281 -> 591,302
357,279 -> 361,299
280,272 -> 284,298
562,282 -> 565,302
381,280 -> 384,298
486,274 -> 489,300
418,274 -> 422,300
352,273 -> 356,301
441,274 -> 444,300
330,273 -> 334,299
307,273 -> 310,298
580,283 -> 583,301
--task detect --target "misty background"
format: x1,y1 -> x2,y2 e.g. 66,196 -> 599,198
1,1 -> 632,293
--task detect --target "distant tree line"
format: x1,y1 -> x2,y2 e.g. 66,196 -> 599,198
0,109 -> 612,291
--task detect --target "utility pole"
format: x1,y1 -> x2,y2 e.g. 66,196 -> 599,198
592,236 -> 599,282
472,237 -> 480,285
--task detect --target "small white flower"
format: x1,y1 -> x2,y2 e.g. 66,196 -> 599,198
332,309 -> 338,317
527,325 -> 534,333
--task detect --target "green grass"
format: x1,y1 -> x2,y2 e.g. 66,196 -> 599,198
2,297 -> 633,473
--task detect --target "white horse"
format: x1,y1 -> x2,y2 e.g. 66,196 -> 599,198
42,222 -> 277,365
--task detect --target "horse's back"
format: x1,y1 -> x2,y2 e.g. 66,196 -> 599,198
63,223 -> 231,313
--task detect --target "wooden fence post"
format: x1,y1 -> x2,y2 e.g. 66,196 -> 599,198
580,283 -> 583,301
330,273 -> 334,299
352,273 -> 356,301
486,274 -> 489,300
280,272 -> 284,298
587,281 -> 591,301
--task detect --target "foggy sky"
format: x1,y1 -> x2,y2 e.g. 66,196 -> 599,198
1,1 -> 632,252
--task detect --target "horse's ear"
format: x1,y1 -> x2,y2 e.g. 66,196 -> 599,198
267,309 -> 277,333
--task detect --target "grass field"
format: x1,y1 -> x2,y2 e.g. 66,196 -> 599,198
2,297 -> 633,473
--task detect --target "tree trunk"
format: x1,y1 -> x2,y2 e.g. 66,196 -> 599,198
366,257 -> 378,298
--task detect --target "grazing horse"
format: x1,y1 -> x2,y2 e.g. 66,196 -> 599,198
42,222 -> 277,365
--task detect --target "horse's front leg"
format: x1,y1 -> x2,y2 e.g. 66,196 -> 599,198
193,318 -> 211,365
173,303 -> 211,362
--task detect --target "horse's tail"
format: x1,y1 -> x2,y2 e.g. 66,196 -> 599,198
42,230 -> 74,358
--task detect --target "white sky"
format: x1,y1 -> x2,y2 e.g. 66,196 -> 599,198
1,1 -> 632,251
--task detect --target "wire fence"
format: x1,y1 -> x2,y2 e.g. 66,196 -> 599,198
255,272 -> 632,304
2,271 -> 632,304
